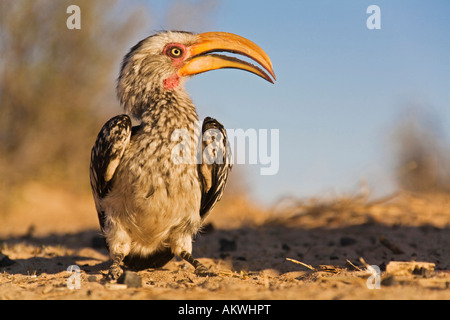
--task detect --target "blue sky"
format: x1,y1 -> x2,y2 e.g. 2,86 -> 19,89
134,1 -> 450,205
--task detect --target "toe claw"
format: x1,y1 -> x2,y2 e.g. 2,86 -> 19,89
107,265 -> 123,281
194,266 -> 217,277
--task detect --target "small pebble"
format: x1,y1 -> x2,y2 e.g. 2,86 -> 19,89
106,283 -> 128,290
117,271 -> 142,288
87,275 -> 98,282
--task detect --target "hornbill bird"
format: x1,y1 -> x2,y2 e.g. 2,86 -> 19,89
90,31 -> 275,279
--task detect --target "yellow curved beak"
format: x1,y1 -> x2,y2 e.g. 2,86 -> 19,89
178,32 -> 276,83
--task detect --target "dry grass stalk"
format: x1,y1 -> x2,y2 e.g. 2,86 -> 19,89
286,258 -> 316,271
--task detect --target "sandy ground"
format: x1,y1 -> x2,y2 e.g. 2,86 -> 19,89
0,183 -> 449,300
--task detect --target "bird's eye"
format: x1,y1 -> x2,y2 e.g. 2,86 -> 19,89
167,46 -> 184,58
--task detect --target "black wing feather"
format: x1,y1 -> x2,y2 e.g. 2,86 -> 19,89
199,117 -> 232,219
89,114 -> 132,231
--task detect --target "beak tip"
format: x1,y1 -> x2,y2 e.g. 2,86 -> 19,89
269,72 -> 276,83
193,31 -> 277,85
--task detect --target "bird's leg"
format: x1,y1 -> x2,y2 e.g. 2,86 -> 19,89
180,251 -> 216,277
105,225 -> 131,281
108,253 -> 125,280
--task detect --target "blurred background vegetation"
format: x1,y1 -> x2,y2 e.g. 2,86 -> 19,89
391,108 -> 450,194
0,0 -> 449,222
0,0 -> 231,217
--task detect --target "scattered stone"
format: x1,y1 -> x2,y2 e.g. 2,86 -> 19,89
386,261 -> 435,276
105,283 -> 128,290
87,275 -> 98,282
117,271 -> 142,288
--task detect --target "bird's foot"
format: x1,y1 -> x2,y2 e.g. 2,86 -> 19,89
107,264 -> 124,281
194,265 -> 217,277
180,250 -> 216,277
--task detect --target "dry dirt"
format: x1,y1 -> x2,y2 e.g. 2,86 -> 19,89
0,183 -> 449,300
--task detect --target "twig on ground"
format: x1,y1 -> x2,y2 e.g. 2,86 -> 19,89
286,258 -> 316,271
359,257 -> 370,268
346,259 -> 362,271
